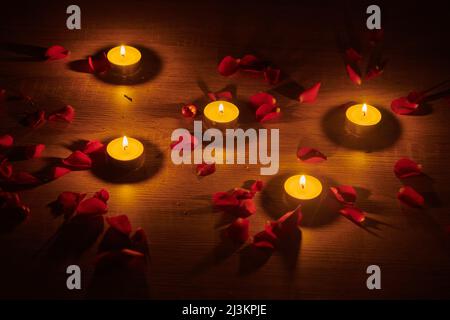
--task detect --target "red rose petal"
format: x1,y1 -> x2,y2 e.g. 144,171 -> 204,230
62,151 -> 92,169
207,91 -> 233,102
259,109 -> 281,123
81,140 -> 105,155
94,188 -> 110,203
106,214 -> 132,235
250,180 -> 264,193
181,104 -> 198,118
75,197 -> 108,216
48,105 -> 75,123
249,92 -> 276,109
256,103 -> 278,122
299,82 -> 321,104
237,199 -> 256,218
273,206 -> 303,235
0,134 -> 14,149
253,222 -> 277,249
264,67 -> 281,85
232,188 -> 254,200
397,186 -> 425,208
365,66 -> 383,81
339,206 -> 366,223
407,91 -> 425,103
57,191 -> 86,212
346,64 -> 362,85
45,45 -> 70,61
297,147 -> 327,163
391,97 -> 419,115
224,218 -> 249,243
0,158 -> 13,180
24,110 -> 46,128
196,162 -> 216,176
88,52 -> 111,74
131,227 -> 150,255
330,185 -> 357,204
394,158 -> 422,179
50,166 -> 71,179
345,48 -> 362,62
24,144 -> 45,159
213,191 -> 239,207
10,171 -> 40,186
239,54 -> 264,72
218,56 -> 239,76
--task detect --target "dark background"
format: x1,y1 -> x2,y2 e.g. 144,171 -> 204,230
0,0 -> 450,299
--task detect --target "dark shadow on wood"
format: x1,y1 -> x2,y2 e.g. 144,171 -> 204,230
238,245 -> 272,276
0,42 -> 46,62
400,174 -> 443,208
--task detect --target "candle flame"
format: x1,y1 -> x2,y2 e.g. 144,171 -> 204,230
362,103 -> 367,117
218,103 -> 224,114
120,45 -> 126,57
122,135 -> 128,150
300,175 -> 306,189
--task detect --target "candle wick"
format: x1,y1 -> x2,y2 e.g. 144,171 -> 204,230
123,145 -> 128,151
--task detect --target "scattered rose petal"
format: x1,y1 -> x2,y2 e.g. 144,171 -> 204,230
394,158 -> 422,179
365,65 -> 383,81
346,64 -> 362,85
10,171 -> 40,186
48,105 -> 75,123
330,185 -> 357,204
218,56 -> 239,76
0,158 -> 13,179
181,104 -> 198,118
232,188 -> 255,200
299,82 -> 321,103
0,191 -> 30,218
196,162 -> 216,176
88,52 -> 111,74
49,166 -> 71,180
391,96 -> 419,115
207,91 -> 233,102
106,214 -> 132,235
23,110 -> 46,128
249,92 -> 276,109
256,103 -> 280,122
272,206 -> 303,235
62,151 -> 92,169
239,54 -> 264,72
297,147 -> 327,163
24,144 -> 45,159
213,191 -> 240,208
250,180 -> 264,193
339,206 -> 366,223
253,222 -> 277,249
0,135 -> 13,149
81,140 -> 105,155
345,48 -> 362,62
94,189 -> 110,203
264,67 -> 281,85
258,108 -> 281,123
75,197 -> 108,216
57,191 -> 86,213
237,199 -> 256,218
407,91 -> 425,103
45,45 -> 70,61
397,186 -> 424,208
224,218 -> 249,243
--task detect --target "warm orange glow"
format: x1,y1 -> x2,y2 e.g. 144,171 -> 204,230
120,45 -> 126,57
300,175 -> 306,189
218,103 -> 224,114
122,136 -> 128,150
362,103 -> 367,116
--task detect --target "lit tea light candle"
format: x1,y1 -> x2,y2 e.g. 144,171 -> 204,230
284,174 -> 322,201
106,135 -> 144,170
107,45 -> 142,76
345,103 -> 382,135
203,101 -> 239,130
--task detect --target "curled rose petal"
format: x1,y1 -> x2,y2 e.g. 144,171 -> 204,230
57,191 -> 86,213
272,206 -> 303,235
106,214 -> 132,235
249,92 -> 276,109
81,140 -> 105,155
299,82 -> 321,104
0,158 -> 13,179
88,52 -> 111,74
224,218 -> 249,243
256,103 -> 280,122
95,188 -> 110,203
218,56 -> 239,76
23,110 -> 46,128
10,171 -> 40,186
62,151 -> 92,170
207,91 -> 233,102
75,197 -> 108,216
25,144 -> 45,159
237,199 -> 256,218
346,64 -> 362,85
339,206 -> 366,224
0,134 -> 13,149
264,67 -> 281,85
48,105 -> 75,123
397,186 -> 424,208
196,162 -> 216,176
330,185 -> 357,204
250,180 -> 264,193
394,158 -> 422,179
232,188 -> 254,200
49,166 -> 71,180
45,45 -> 70,61
365,66 -> 384,81
181,104 -> 198,118
253,222 -> 277,249
345,48 -> 362,62
391,97 -> 419,115
239,54 -> 264,72
213,191 -> 239,208
297,147 -> 327,163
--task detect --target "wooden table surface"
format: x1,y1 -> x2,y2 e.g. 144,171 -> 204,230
1,0 -> 450,299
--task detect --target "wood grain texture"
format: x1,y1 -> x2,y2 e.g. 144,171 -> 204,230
0,0 -> 450,299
